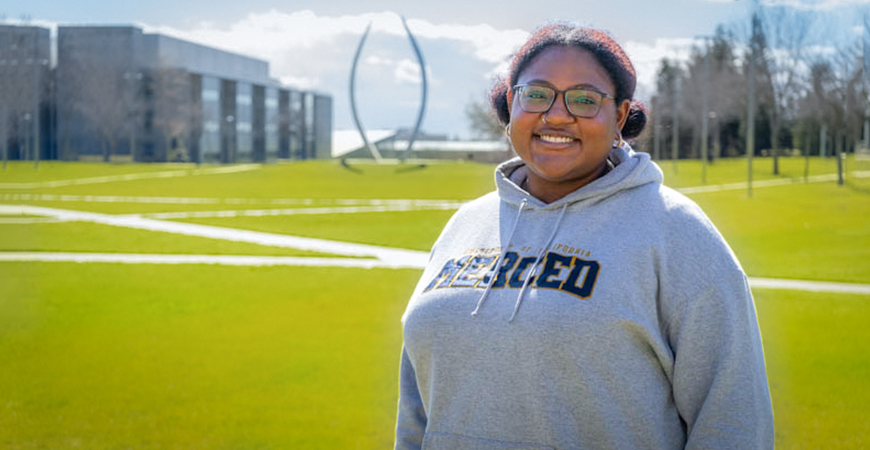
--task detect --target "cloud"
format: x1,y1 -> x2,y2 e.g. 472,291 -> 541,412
760,0 -> 870,10
623,38 -> 698,101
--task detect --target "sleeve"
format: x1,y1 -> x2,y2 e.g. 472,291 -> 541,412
660,204 -> 775,449
394,346 -> 427,450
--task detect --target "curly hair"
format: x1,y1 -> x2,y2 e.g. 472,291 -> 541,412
490,22 -> 647,139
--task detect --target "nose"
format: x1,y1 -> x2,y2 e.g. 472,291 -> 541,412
543,92 -> 575,124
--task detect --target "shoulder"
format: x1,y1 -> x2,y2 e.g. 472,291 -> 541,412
428,191 -> 501,248
444,191 -> 501,227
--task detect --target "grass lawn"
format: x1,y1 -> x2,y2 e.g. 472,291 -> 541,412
1,263 -> 416,449
1,263 -> 867,450
1,156 -> 868,449
0,222 -> 334,257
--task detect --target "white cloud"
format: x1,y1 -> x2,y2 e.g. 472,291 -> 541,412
760,0 -> 870,10
394,59 -> 422,84
404,19 -> 529,65
623,38 -> 698,101
278,75 -> 320,90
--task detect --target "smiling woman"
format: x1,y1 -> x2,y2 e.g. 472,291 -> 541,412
396,22 -> 774,450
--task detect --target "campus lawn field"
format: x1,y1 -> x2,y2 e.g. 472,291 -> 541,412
1,156 -> 869,449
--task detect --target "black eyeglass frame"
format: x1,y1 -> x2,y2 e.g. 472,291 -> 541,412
511,84 -> 614,118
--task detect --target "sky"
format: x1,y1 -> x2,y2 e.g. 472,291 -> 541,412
2,0 -> 869,138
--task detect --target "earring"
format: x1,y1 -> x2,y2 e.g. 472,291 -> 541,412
504,124 -> 512,137
612,134 -> 622,149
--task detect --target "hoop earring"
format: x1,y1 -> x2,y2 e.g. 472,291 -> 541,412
504,124 -> 512,137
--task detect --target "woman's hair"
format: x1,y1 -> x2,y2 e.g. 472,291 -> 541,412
490,22 -> 647,139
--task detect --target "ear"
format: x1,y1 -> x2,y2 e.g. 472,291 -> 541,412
615,99 -> 630,131
506,88 -> 514,115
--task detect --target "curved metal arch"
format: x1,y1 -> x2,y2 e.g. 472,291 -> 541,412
348,17 -> 428,163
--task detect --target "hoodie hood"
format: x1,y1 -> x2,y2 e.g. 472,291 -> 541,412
494,143 -> 663,210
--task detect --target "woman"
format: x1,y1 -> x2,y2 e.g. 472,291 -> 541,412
396,23 -> 773,450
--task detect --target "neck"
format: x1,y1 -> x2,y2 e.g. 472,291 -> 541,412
525,160 -> 610,204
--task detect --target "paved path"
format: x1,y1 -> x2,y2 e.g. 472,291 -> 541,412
0,204 -> 427,268
675,170 -> 870,194
0,164 -> 260,190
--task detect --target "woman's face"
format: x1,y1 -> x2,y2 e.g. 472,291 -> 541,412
508,45 -> 630,203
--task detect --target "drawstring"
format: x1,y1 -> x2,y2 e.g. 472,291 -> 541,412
471,199 -> 527,317
508,203 -> 568,323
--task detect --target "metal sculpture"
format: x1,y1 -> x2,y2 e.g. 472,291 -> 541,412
348,16 -> 428,163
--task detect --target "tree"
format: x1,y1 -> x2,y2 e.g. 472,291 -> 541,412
465,93 -> 505,141
755,4 -> 816,174
147,67 -> 195,162
70,56 -> 131,162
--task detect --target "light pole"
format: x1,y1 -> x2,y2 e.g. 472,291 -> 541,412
0,54 -> 6,170
224,114 -> 235,163
698,35 -> 713,184
671,75 -> 680,173
22,112 -> 31,161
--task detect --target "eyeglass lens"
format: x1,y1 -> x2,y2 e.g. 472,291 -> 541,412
517,85 -> 603,118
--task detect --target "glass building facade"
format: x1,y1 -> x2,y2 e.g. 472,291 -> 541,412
26,24 -> 334,163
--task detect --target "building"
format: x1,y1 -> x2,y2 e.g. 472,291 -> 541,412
334,128 -> 513,164
1,23 -> 332,163
0,25 -> 52,162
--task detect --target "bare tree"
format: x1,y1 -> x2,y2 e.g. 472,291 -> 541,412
465,93 -> 505,141
147,67 -> 194,162
755,4 -> 817,174
71,56 -> 130,162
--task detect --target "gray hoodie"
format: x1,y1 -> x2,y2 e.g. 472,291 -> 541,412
396,145 -> 774,450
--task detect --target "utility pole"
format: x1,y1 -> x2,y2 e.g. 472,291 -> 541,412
746,12 -> 759,198
652,95 -> 660,161
1,105 -> 6,170
671,75 -> 680,173
700,36 -> 712,184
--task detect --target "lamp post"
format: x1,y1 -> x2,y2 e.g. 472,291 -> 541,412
698,35 -> 713,184
224,114 -> 235,163
22,112 -> 31,160
0,56 -> 6,170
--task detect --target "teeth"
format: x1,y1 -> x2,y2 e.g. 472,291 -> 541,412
539,134 -> 574,144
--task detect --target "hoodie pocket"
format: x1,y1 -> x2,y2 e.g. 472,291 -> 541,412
422,431 -> 555,450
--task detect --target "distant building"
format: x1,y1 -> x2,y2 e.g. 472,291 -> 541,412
1,23 -> 332,163
334,128 -> 513,164
0,25 -> 51,161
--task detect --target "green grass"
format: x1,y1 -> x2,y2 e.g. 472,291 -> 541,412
1,263 -> 416,449
1,156 -> 869,449
658,154 -> 870,188
693,182 -> 870,283
1,264 -> 867,449
177,210 -> 456,252
0,222 -> 334,257
0,161 -> 193,183
755,290 -> 870,450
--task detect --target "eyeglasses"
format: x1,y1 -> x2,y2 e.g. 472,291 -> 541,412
512,84 -> 613,118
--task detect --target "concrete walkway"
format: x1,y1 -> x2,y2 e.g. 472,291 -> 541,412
0,164 -> 260,190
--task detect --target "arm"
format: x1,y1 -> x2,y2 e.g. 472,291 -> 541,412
667,260 -> 774,449
395,346 -> 427,450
